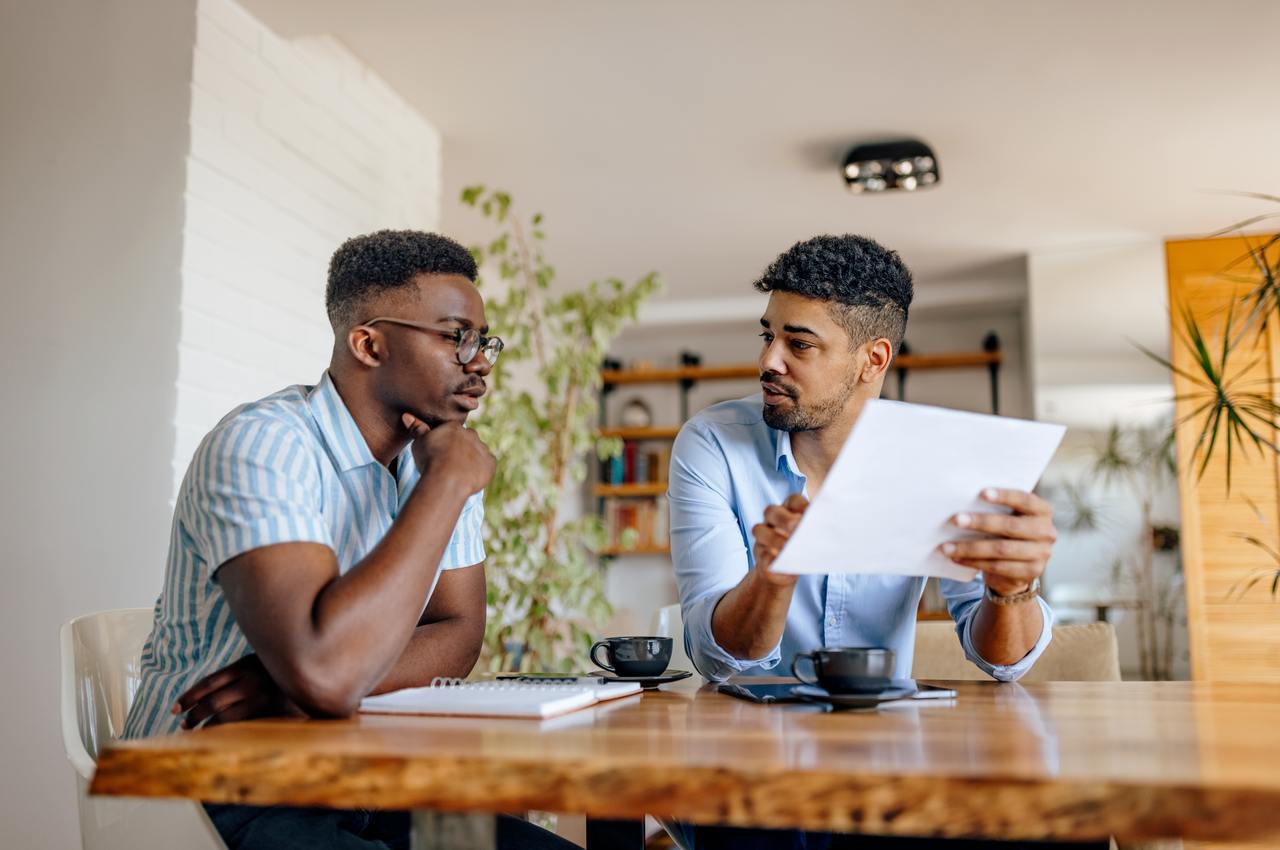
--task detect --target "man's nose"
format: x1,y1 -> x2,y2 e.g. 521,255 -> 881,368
760,341 -> 787,376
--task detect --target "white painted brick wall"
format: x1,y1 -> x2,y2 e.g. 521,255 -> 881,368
173,0 -> 442,493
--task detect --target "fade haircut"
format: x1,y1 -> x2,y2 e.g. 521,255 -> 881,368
753,234 -> 913,355
325,229 -> 478,330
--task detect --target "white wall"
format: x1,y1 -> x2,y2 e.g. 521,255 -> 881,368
0,2 -> 197,846
175,0 -> 442,485
1028,240 -> 1171,425
0,1 -> 443,845
1027,240 -> 1184,678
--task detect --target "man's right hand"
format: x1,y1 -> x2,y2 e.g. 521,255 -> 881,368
750,492 -> 808,587
402,413 -> 496,494
173,653 -> 303,729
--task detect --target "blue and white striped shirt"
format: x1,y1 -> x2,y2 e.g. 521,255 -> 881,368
124,371 -> 485,739
670,395 -> 1053,683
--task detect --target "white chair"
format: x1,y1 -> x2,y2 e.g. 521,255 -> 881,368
60,608 -> 225,850
649,603 -> 695,675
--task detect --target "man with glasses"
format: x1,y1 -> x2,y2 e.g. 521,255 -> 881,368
123,230 -> 572,850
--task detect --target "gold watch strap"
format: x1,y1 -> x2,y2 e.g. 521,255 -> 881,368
984,577 -> 1041,606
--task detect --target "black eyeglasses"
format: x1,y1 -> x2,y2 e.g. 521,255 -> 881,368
361,317 -> 504,365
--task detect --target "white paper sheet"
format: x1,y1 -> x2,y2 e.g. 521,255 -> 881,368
771,400 -> 1065,581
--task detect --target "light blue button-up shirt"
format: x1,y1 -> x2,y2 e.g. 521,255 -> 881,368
669,395 -> 1053,683
124,371 -> 485,739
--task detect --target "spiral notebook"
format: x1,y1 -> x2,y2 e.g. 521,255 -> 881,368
360,677 -> 643,719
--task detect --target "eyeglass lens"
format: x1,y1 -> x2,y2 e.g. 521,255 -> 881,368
457,329 -> 502,365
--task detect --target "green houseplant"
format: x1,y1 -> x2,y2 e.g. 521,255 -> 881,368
460,186 -> 660,672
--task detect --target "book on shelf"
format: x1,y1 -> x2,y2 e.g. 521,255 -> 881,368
598,442 -> 671,486
623,441 -> 637,482
602,495 -> 670,552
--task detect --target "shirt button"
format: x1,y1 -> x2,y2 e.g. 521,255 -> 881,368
827,616 -> 838,627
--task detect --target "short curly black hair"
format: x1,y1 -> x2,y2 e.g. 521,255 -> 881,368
754,235 -> 913,355
325,229 -> 478,330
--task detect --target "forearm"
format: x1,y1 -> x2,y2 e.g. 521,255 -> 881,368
968,596 -> 1044,666
283,482 -> 471,706
370,614 -> 486,694
710,569 -> 795,661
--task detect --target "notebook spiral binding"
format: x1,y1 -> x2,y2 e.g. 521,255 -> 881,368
428,677 -> 587,689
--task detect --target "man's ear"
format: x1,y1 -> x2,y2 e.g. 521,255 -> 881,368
861,338 -> 894,382
346,325 -> 386,368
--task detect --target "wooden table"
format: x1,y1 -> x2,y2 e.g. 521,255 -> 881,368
91,679 -> 1280,847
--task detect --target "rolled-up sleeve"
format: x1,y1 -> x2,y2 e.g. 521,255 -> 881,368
941,576 -> 1055,681
668,422 -> 782,682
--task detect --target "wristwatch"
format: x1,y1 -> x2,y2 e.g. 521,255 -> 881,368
984,577 -> 1041,606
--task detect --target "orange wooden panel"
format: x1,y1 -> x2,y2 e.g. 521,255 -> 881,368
1166,235 -> 1280,683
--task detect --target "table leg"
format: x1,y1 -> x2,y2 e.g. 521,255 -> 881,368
412,810 -> 497,850
586,817 -> 646,850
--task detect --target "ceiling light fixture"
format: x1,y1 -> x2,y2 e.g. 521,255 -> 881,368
842,139 -> 940,194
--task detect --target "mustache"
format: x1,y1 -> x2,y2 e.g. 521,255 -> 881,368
455,378 -> 487,395
760,372 -> 798,397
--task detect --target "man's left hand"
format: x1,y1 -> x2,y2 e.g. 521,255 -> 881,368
172,653 -> 304,729
939,488 -> 1056,597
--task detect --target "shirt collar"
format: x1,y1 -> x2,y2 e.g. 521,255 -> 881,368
307,370 -> 378,472
773,426 -> 802,477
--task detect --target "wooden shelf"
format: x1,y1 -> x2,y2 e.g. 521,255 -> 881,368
601,365 -> 759,386
597,426 -> 681,440
594,482 -> 667,498
601,352 -> 1000,387
895,351 -> 1001,370
917,610 -> 953,621
598,545 -> 671,557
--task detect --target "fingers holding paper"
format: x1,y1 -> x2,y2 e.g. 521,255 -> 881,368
751,493 -> 808,587
940,488 -> 1056,597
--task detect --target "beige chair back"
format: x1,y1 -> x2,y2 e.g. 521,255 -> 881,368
60,608 -> 225,850
911,620 -> 1121,682
61,608 -> 154,774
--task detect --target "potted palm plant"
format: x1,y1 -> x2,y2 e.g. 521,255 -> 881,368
460,186 -> 660,671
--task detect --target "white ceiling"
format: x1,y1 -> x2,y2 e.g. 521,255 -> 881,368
246,0 -> 1280,309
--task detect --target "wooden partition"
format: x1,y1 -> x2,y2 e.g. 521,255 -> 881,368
1167,235 -> 1280,682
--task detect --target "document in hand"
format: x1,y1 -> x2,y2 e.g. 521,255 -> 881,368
770,400 -> 1065,582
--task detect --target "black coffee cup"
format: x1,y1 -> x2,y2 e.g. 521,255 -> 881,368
791,647 -> 896,694
590,636 -> 672,677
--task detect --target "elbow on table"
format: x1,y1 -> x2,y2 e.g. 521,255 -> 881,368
281,662 -> 365,719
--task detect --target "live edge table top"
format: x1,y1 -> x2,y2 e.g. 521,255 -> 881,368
91,679 -> 1280,844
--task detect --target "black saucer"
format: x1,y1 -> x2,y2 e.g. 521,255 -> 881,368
592,669 -> 694,688
792,682 -> 917,709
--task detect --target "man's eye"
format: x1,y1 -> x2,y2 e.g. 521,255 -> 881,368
791,341 -> 812,351
758,332 -> 773,343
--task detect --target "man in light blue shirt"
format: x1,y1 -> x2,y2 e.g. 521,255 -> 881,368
668,236 -> 1057,849
124,230 -> 572,850
672,234 -> 1055,687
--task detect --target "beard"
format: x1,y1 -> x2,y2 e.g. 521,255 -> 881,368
761,368 -> 859,432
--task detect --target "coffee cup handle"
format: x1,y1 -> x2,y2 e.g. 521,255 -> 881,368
590,640 -> 615,673
791,652 -> 819,685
